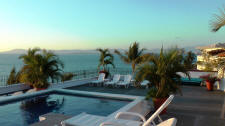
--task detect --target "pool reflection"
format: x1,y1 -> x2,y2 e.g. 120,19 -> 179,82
20,95 -> 65,125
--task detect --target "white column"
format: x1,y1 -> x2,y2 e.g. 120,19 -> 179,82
217,68 -> 225,92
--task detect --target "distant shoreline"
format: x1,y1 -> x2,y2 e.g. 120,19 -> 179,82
0,47 -> 200,54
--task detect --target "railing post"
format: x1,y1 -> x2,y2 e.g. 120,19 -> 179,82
83,70 -> 86,79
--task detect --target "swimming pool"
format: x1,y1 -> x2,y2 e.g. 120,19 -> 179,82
0,90 -> 133,126
181,78 -> 203,85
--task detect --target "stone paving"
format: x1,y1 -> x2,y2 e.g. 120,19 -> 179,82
68,85 -> 225,126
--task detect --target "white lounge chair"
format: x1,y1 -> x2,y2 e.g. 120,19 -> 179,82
61,95 -> 176,126
116,75 -> 132,88
141,80 -> 150,89
90,73 -> 105,86
26,88 -> 36,93
100,118 -> 177,126
107,95 -> 175,126
104,74 -> 120,87
62,112 -> 176,126
61,112 -> 106,126
12,91 -> 23,96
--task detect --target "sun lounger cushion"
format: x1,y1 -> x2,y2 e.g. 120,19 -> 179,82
61,113 -> 106,126
61,112 -> 142,126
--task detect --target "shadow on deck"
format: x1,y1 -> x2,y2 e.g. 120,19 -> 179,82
67,85 -> 225,126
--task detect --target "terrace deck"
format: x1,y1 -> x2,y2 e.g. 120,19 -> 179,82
68,85 -> 225,126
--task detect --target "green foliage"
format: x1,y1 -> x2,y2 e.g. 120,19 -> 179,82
61,72 -> 75,82
211,6 -> 225,32
135,47 -> 189,98
96,48 -> 115,71
183,51 -> 196,70
145,87 -> 168,100
7,67 -> 21,85
19,48 -> 64,88
114,42 -> 149,73
200,74 -> 220,83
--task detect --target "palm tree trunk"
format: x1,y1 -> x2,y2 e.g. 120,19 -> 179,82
132,62 -> 135,74
103,64 -> 105,71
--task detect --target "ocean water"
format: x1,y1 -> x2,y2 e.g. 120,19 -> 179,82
0,54 -> 130,76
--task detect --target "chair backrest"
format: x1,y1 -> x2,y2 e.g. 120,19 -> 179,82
141,80 -> 150,85
143,95 -> 175,126
98,73 -> 105,81
113,74 -> 120,82
124,75 -> 132,82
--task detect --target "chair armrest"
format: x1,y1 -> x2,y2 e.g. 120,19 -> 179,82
100,121 -> 127,126
115,112 -> 146,122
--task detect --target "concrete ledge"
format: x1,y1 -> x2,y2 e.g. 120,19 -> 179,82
54,88 -> 140,101
0,78 -> 95,96
49,78 -> 95,89
0,89 -> 54,104
0,83 -> 30,95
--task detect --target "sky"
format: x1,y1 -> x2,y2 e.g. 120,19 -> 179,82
0,0 -> 225,52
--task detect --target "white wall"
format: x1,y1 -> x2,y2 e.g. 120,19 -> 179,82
178,71 -> 217,78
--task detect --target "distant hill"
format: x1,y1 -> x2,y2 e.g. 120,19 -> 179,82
146,46 -> 200,54
0,49 -> 99,54
0,47 -> 200,54
0,49 -> 27,54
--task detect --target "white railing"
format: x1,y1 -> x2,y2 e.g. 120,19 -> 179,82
49,78 -> 95,89
178,71 -> 217,78
179,71 -> 225,92
0,78 -> 95,96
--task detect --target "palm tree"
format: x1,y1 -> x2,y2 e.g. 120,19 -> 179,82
61,72 -> 75,82
96,48 -> 115,71
135,47 -> 189,98
19,48 -> 64,89
183,51 -> 196,70
114,42 -> 147,73
211,6 -> 225,32
7,67 -> 21,85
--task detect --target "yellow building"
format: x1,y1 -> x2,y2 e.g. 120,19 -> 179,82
196,43 -> 225,71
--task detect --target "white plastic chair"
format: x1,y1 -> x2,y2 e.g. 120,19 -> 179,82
116,75 -> 132,88
100,118 -> 177,126
26,88 -> 36,93
90,73 -> 105,86
61,95 -> 176,126
141,80 -> 150,89
104,74 -> 120,87
12,91 -> 23,96
101,95 -> 175,126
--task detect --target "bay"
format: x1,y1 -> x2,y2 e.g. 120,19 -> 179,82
0,54 -> 131,76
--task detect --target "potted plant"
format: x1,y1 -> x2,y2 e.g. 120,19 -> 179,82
61,72 -> 75,82
135,47 -> 189,114
200,74 -> 220,91
19,48 -> 64,91
96,48 -> 115,78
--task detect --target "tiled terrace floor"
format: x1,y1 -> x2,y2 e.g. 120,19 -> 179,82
68,85 -> 225,126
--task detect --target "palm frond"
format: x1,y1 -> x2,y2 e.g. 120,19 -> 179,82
135,47 -> 189,98
114,49 -> 130,63
211,6 -> 225,32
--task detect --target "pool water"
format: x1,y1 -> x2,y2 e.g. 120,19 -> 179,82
181,78 -> 202,85
0,93 -> 130,126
